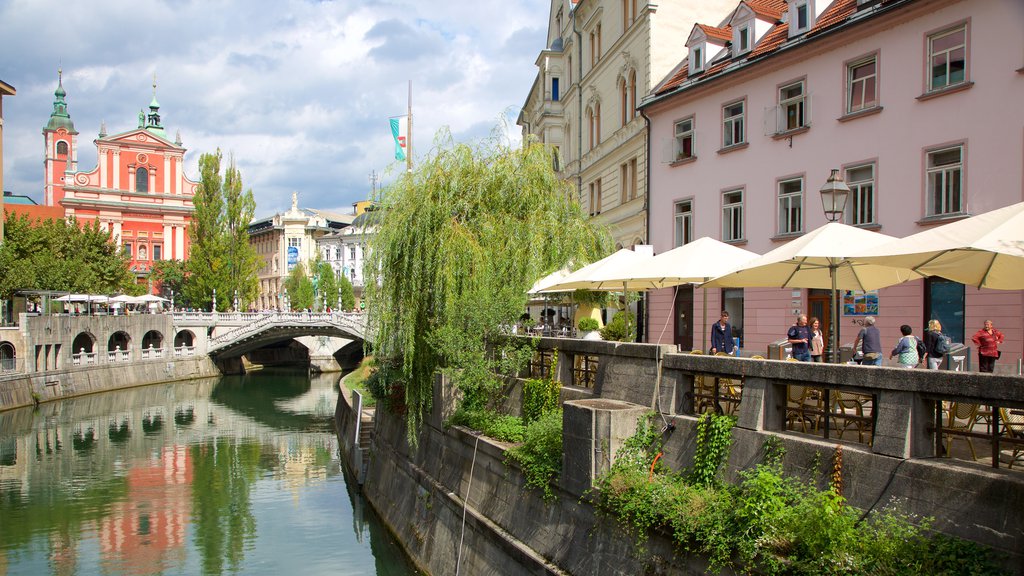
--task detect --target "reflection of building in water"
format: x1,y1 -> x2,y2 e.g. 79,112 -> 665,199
98,445 -> 191,574
276,434 -> 339,497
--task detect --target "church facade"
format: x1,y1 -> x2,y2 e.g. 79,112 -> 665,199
42,72 -> 199,288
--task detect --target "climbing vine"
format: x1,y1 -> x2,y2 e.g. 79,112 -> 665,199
364,127 -> 611,441
689,413 -> 735,487
522,352 -> 560,425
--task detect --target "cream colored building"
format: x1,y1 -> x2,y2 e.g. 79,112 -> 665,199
519,0 -> 735,248
0,78 -> 14,243
248,193 -> 354,310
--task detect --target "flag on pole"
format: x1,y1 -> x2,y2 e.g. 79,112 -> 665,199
390,116 -> 408,161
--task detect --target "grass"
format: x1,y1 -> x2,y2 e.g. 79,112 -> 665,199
343,355 -> 377,407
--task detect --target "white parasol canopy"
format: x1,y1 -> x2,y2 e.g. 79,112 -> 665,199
854,202 -> 1024,290
617,237 -> 759,289
539,247 -> 655,293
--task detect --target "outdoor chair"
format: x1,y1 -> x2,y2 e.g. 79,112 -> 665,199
786,385 -> 822,433
1000,408 -> 1024,469
832,391 -> 873,444
714,351 -> 742,414
943,402 -> 981,460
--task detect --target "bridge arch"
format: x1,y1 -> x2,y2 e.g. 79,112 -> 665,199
0,341 -> 16,372
142,330 -> 164,350
73,332 -> 95,354
174,330 -> 195,348
108,331 -> 131,352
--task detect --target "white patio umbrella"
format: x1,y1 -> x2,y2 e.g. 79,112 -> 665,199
135,294 -> 169,303
703,223 -> 923,361
855,202 -> 1024,290
615,237 -> 760,349
539,248 -> 654,293
528,267 -> 572,295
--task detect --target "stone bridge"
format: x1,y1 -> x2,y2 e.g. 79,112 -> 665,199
203,311 -> 368,357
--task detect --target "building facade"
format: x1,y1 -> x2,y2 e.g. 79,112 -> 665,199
248,193 -> 353,311
0,78 -> 15,242
519,0 -> 734,249
641,0 -> 1024,366
41,73 -> 199,287
316,200 -> 376,308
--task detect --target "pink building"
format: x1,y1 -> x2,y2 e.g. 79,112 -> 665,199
641,0 -> 1024,369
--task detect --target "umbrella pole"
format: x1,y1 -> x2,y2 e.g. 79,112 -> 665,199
830,266 -> 839,363
702,286 -> 708,352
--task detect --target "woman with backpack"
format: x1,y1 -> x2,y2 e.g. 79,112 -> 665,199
923,319 -> 950,370
890,324 -> 923,368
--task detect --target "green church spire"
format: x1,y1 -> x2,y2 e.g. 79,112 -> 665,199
45,68 -> 77,133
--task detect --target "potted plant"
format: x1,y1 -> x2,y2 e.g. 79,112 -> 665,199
578,317 -> 602,340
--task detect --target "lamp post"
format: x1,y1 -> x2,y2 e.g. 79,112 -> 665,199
212,288 -> 217,313
233,289 -> 239,313
170,289 -> 175,312
819,169 -> 851,363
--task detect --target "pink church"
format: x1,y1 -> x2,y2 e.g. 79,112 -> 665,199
640,0 -> 1024,370
43,72 -> 198,288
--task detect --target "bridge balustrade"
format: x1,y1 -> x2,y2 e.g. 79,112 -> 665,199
140,346 -> 165,360
173,345 -> 196,358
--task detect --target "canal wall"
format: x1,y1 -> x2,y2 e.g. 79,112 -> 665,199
338,338 -> 1024,575
0,356 -> 220,411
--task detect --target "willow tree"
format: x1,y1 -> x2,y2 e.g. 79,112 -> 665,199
365,129 -> 611,437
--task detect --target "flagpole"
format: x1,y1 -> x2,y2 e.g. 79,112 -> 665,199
407,80 -> 413,173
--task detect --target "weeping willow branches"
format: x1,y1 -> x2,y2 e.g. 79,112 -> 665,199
365,129 -> 611,438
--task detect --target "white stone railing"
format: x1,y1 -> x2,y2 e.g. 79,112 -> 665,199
173,345 -> 196,357
140,346 -> 165,360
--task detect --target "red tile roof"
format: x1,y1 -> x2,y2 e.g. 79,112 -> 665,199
746,0 -> 787,21
651,0 -> 902,100
698,24 -> 733,43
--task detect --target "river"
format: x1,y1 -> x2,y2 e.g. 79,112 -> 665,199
0,370 -> 421,576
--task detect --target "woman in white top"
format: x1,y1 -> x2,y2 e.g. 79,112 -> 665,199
809,317 -> 825,363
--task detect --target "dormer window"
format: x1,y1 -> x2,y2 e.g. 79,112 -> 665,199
735,25 -> 751,55
795,2 -> 809,31
690,45 -> 704,73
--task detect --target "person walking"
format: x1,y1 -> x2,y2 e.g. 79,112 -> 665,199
890,324 -> 921,368
971,319 -> 1005,373
923,319 -> 950,370
787,314 -> 812,362
710,311 -> 734,355
809,317 -> 824,363
853,316 -> 883,366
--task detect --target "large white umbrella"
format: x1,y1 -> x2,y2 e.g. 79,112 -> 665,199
135,294 -> 169,303
528,267 -> 572,295
614,237 -> 760,349
855,202 -> 1024,290
703,223 -> 922,361
539,248 -> 654,293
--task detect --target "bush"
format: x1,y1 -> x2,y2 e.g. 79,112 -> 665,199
447,408 -> 525,443
599,311 -> 636,342
577,317 -> 600,332
506,409 -> 563,501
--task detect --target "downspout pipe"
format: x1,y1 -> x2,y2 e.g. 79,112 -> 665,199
640,106 -> 652,343
572,6 -> 583,202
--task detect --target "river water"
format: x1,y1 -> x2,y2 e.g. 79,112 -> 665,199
0,370 -> 421,576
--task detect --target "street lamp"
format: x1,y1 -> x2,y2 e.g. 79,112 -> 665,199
212,288 -> 217,313
170,289 -> 175,311
819,169 -> 851,363
233,289 -> 239,313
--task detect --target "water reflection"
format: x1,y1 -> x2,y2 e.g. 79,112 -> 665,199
0,370 -> 419,575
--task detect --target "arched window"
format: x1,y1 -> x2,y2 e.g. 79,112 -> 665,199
620,78 -> 628,127
136,167 -> 149,193
595,101 -> 602,145
586,107 -> 595,150
56,141 -> 69,157
628,70 -> 637,121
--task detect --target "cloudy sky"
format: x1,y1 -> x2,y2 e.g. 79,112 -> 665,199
1,0 -> 550,218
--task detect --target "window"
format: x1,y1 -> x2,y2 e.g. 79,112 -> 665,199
587,107 -> 595,150
589,179 -> 602,216
778,80 -> 807,132
794,2 -> 809,32
674,200 -> 693,247
690,45 -> 704,73
738,25 -> 750,53
136,167 -> 149,193
590,23 -> 602,67
619,159 -> 637,203
926,145 -> 963,216
845,164 -> 876,225
123,242 -> 133,257
925,278 -> 965,344
723,101 -> 745,148
847,56 -> 877,113
628,70 -> 636,122
722,189 -> 744,242
674,117 -> 694,161
928,24 -> 967,92
622,0 -> 637,31
552,77 -> 559,101
349,246 -> 356,260
153,245 -> 162,261
777,178 -> 803,235
722,288 -> 744,342
289,237 -> 301,249
620,79 -> 629,127
57,141 -> 68,156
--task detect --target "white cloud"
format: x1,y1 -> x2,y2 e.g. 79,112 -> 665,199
0,0 -> 548,218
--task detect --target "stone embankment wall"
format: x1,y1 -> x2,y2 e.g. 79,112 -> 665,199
0,356 -> 220,411
336,338 -> 1024,576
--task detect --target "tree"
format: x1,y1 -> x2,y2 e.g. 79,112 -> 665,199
152,259 -> 188,307
338,274 -> 355,311
313,259 -> 339,311
0,213 -> 135,298
283,262 -> 314,310
185,150 -> 260,311
365,129 -> 611,438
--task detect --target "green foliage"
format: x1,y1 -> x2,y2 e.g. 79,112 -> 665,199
572,289 -> 609,307
447,409 -> 525,443
0,213 -> 135,298
577,317 -> 600,332
185,149 -> 260,311
522,352 -> 560,425
312,259 -> 338,311
599,311 -> 636,342
364,127 -> 611,441
689,413 -> 735,487
284,262 -> 314,310
152,259 -> 188,307
611,412 -> 665,473
338,274 -> 356,311
505,409 -> 563,501
589,422 -> 1007,575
